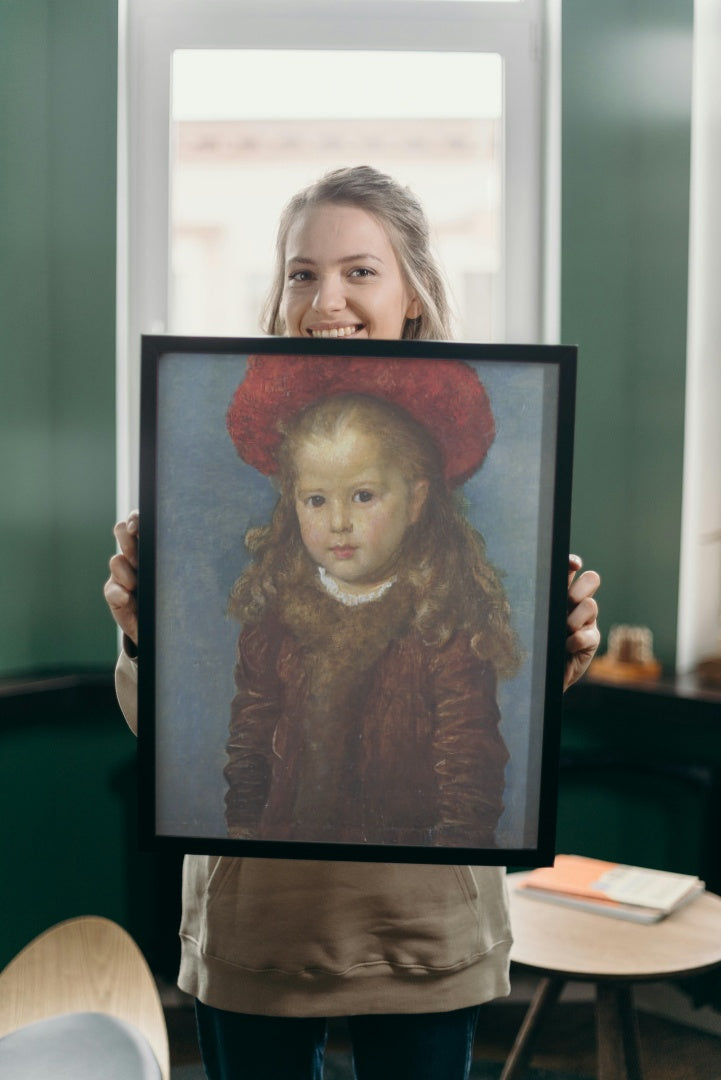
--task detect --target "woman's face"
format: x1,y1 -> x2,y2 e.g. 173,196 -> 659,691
294,424 -> 427,594
281,203 -> 421,340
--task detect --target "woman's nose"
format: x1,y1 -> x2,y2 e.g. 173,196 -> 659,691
313,274 -> 345,315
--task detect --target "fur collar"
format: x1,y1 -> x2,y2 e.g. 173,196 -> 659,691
274,564 -> 417,702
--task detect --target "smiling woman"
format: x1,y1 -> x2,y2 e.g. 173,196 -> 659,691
281,204 -> 422,341
263,167 -> 450,341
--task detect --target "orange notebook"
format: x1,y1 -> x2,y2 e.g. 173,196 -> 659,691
516,855 -> 704,923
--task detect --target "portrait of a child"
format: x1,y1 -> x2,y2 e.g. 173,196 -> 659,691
222,353 -> 523,849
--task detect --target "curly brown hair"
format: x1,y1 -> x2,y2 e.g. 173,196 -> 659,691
228,394 -> 522,680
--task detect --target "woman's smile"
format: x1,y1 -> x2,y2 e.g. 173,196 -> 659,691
308,324 -> 364,339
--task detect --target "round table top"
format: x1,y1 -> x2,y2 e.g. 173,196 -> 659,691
508,871 -> 721,981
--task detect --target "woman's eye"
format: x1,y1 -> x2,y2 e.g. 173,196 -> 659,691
307,494 -> 325,508
349,267 -> 374,279
288,270 -> 313,283
353,490 -> 375,504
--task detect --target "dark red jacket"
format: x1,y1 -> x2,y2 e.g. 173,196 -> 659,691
224,584 -> 509,850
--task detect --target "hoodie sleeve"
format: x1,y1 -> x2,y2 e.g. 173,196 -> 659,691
115,646 -> 139,736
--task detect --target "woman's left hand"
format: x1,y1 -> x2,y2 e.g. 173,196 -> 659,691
564,554 -> 601,691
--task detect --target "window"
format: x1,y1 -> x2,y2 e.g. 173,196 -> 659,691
169,49 -> 503,340
117,0 -> 557,509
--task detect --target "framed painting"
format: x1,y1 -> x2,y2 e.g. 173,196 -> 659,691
137,336 -> 576,865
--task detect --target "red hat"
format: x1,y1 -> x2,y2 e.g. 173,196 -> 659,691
226,353 -> 495,487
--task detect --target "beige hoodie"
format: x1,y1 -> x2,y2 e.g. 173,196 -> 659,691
116,650 -> 512,1016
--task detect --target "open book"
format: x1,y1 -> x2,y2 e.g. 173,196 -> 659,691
515,854 -> 705,923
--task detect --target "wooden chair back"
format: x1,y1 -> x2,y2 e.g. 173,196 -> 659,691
0,916 -> 169,1080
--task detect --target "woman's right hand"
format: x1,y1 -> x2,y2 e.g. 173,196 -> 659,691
103,509 -> 139,646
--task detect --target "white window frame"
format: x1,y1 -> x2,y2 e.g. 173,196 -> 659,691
676,0 -> 721,674
116,0 -> 559,511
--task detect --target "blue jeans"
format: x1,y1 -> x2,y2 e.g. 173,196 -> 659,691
195,1000 -> 481,1080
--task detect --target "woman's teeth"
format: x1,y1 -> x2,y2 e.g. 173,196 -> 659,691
310,326 -> 360,338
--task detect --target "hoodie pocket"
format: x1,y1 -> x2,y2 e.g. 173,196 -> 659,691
180,856 -> 509,976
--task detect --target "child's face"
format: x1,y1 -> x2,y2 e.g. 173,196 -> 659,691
294,425 -> 427,594
281,203 -> 421,340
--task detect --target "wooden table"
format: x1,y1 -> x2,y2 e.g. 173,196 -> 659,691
502,872 -> 721,1080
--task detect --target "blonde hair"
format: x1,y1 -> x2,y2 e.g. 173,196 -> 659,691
230,394 -> 522,679
262,165 -> 454,341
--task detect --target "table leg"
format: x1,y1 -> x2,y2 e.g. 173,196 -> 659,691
596,982 -> 643,1080
499,976 -> 565,1080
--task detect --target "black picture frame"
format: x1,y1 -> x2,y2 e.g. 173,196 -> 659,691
138,335 -> 576,866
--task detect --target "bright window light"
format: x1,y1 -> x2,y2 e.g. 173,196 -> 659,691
170,50 -> 504,341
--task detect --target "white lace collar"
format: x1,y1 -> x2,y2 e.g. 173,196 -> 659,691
317,566 -> 396,607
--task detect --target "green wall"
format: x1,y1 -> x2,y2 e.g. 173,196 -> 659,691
562,0 -> 693,669
0,0 -> 118,676
0,0 -> 132,970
